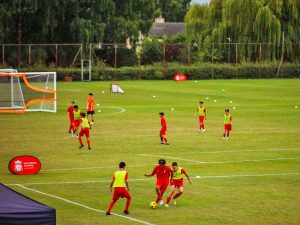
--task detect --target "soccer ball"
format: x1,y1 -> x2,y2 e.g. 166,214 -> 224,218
149,201 -> 157,209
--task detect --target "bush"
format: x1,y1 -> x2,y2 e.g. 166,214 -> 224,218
18,62 -> 300,81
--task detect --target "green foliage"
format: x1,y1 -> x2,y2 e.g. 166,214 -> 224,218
156,0 -> 192,22
185,0 -> 300,62
140,38 -> 163,64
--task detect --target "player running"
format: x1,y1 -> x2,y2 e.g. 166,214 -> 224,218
165,162 -> 192,207
223,109 -> 232,140
87,93 -> 95,124
78,113 -> 91,150
106,162 -> 131,215
67,101 -> 75,134
144,159 -> 172,205
159,112 -> 169,145
196,101 -> 206,132
72,105 -> 82,137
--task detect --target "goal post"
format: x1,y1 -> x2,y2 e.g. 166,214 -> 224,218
81,59 -> 91,81
0,72 -> 56,113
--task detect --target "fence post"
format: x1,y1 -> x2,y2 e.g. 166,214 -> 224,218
28,44 -> 31,66
2,45 -> 4,65
259,43 -> 262,78
235,43 -> 238,78
211,43 -> 214,79
55,44 -> 58,66
188,43 -> 191,78
114,44 -> 117,80
163,43 -> 166,78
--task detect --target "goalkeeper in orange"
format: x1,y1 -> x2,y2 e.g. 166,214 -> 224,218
78,113 -> 92,150
87,93 -> 95,124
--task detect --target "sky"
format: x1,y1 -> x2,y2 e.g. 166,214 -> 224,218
191,0 -> 211,4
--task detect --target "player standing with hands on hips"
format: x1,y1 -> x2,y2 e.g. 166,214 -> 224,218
223,109 -> 232,140
197,101 -> 206,132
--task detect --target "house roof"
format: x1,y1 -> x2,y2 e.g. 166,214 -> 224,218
149,22 -> 185,37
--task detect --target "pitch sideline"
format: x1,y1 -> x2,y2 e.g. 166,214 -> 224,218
16,184 -> 155,225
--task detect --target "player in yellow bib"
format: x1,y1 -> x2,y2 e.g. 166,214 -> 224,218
78,113 -> 91,150
223,109 -> 232,140
106,162 -> 131,215
196,101 -> 207,132
72,105 -> 82,137
165,162 -> 192,207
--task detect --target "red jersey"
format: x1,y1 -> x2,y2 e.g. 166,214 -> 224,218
87,97 -> 95,111
150,165 -> 172,183
161,117 -> 167,130
67,105 -> 74,118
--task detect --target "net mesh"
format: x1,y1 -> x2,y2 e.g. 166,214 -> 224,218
0,72 -> 56,113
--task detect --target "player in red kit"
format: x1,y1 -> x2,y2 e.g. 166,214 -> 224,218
159,112 -> 169,145
67,101 -> 75,134
144,159 -> 172,205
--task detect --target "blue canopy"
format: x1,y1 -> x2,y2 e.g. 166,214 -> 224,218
0,183 -> 56,225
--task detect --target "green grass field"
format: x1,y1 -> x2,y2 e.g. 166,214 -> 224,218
1,79 -> 300,225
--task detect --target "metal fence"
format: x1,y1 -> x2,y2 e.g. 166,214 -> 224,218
1,42 -> 299,79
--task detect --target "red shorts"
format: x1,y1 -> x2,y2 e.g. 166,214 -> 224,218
112,187 -> 131,201
79,128 -> 90,138
199,116 -> 205,123
69,116 -> 73,123
73,119 -> 81,128
156,181 -> 169,192
160,129 -> 167,136
224,124 -> 232,131
170,178 -> 184,188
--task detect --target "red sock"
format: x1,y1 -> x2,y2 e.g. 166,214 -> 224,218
87,140 -> 91,147
173,192 -> 182,199
166,196 -> 172,204
163,138 -> 168,143
160,137 -> 163,142
125,198 -> 131,211
79,137 -> 83,145
107,200 -> 116,213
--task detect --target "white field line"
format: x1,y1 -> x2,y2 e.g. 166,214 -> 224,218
15,184 -> 155,225
96,106 -> 126,115
2,128 -> 300,142
138,154 -> 300,164
7,173 -> 300,186
156,148 -> 300,155
40,149 -> 300,173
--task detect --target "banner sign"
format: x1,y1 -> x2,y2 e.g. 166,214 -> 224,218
173,74 -> 186,82
8,156 -> 41,175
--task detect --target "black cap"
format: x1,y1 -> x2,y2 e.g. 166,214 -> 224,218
158,159 -> 166,165
119,162 -> 126,168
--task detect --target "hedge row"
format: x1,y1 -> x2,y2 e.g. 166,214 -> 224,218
19,62 -> 300,81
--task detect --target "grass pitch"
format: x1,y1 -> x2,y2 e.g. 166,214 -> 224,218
1,79 -> 300,225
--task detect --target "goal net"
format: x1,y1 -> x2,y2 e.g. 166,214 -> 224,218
0,72 -> 56,113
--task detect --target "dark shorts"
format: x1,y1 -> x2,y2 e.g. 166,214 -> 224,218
87,111 -> 95,115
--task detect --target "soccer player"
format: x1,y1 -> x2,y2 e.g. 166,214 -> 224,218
72,105 -> 81,137
106,162 -> 131,215
67,101 -> 75,134
144,159 -> 172,205
87,93 -> 95,124
196,101 -> 206,132
223,109 -> 232,140
165,162 -> 192,207
78,113 -> 91,150
159,112 -> 169,145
